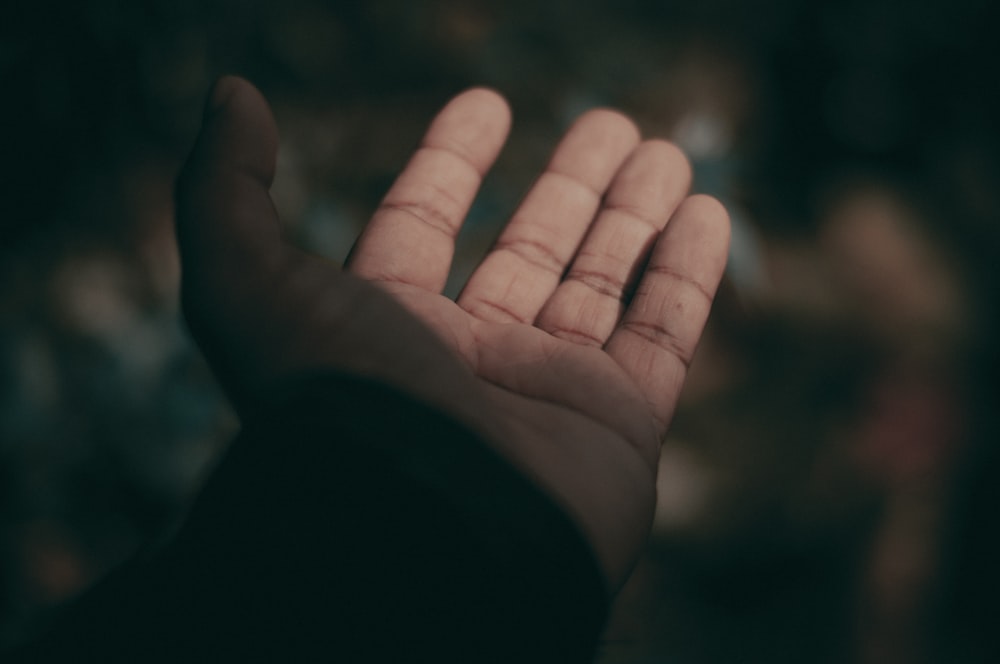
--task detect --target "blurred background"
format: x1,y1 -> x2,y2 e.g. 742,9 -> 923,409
1,0 -> 997,661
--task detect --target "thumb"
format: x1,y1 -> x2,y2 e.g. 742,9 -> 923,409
175,76 -> 285,282
173,77 -> 291,410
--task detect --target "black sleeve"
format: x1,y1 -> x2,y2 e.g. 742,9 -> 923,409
8,373 -> 609,663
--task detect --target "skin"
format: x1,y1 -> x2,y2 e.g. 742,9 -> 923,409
174,76 -> 730,592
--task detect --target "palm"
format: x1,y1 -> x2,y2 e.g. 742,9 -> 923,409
175,78 -> 729,588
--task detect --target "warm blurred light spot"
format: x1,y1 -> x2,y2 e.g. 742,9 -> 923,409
820,182 -> 969,353
654,444 -> 716,533
17,522 -> 90,607
50,254 -> 139,341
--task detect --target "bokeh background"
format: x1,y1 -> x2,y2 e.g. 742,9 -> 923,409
2,1 -> 998,661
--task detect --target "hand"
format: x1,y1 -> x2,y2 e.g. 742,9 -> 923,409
175,77 -> 729,589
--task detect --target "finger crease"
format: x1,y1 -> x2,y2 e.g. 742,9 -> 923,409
619,320 -> 693,368
494,237 -> 564,276
547,326 -> 604,347
466,297 -> 530,324
418,177 -> 468,214
377,200 -> 456,239
544,167 -> 603,200
603,201 -> 661,233
419,143 -> 488,179
646,265 -> 713,302
566,269 -> 626,300
371,273 -> 417,289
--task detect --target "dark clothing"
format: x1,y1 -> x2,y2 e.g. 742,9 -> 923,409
9,374 -> 608,662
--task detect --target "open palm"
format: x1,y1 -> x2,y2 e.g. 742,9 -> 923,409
175,77 -> 729,589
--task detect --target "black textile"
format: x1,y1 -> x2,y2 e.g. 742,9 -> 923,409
8,373 -> 608,662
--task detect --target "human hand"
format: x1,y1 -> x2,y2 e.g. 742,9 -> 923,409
175,77 -> 729,589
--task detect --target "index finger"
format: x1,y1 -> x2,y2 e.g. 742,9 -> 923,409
345,88 -> 512,293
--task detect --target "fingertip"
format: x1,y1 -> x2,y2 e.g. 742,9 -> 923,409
602,139 -> 694,215
206,75 -> 242,114
176,75 -> 284,269
679,194 -> 732,246
202,75 -> 268,121
210,74 -> 270,105
547,108 -> 642,191
573,108 -> 642,148
640,139 -> 693,189
423,86 -> 513,176
661,194 -> 732,283
194,76 -> 279,188
455,86 -> 512,127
